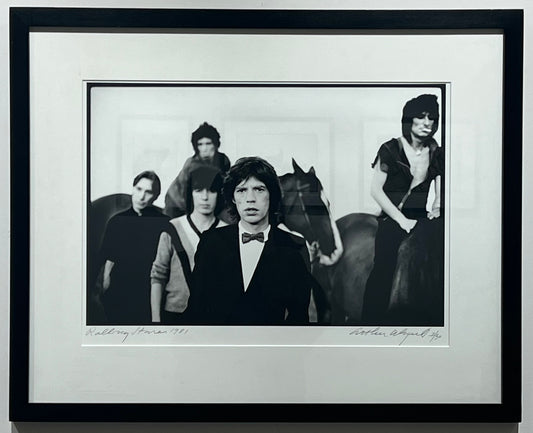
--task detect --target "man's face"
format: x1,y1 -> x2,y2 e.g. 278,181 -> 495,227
131,177 -> 155,214
233,176 -> 270,228
410,112 -> 435,140
197,137 -> 216,160
192,188 -> 217,216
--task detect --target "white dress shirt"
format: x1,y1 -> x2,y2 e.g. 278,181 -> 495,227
238,222 -> 271,292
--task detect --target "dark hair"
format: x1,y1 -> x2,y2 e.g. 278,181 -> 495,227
185,165 -> 224,215
132,170 -> 161,201
223,156 -> 282,222
401,94 -> 440,143
191,122 -> 221,154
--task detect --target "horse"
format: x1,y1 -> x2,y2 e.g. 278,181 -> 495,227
279,159 -> 444,326
278,159 -> 343,323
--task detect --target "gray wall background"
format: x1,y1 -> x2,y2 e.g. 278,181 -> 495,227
0,1 -> 529,433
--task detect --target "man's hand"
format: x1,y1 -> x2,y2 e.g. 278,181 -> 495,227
319,245 -> 343,266
427,207 -> 441,220
102,260 -> 114,292
309,241 -> 320,263
397,217 -> 417,233
103,274 -> 111,291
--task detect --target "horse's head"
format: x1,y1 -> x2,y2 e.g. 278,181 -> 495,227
279,159 -> 343,265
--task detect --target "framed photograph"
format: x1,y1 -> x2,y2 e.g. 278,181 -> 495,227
10,8 -> 522,422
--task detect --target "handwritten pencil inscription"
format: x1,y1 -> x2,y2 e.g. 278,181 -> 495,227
85,326 -> 189,343
349,327 -> 443,345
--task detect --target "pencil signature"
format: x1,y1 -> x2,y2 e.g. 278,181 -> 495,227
349,327 -> 443,345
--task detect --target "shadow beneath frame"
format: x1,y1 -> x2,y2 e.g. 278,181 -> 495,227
12,422 -> 519,433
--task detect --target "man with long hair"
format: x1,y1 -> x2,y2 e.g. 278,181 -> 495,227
189,157 -> 311,325
150,166 -> 226,324
362,94 -> 444,324
164,122 -> 231,218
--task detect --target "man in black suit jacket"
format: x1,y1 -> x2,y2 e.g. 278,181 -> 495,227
189,157 -> 311,325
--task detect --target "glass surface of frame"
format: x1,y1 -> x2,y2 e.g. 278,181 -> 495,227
9,8 -> 522,422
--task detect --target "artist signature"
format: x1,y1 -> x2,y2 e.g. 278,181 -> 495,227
349,327 -> 443,345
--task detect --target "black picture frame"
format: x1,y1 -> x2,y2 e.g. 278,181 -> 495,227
9,7 -> 523,423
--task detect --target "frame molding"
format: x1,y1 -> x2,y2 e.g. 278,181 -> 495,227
9,7 -> 523,422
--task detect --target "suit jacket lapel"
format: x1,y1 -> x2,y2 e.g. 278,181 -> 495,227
222,224 -> 245,292
246,227 -> 277,292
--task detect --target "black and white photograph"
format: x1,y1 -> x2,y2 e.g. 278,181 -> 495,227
11,6 -> 519,417
86,84 -> 446,328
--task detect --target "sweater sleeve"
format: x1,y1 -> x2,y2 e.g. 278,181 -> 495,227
150,232 -> 174,285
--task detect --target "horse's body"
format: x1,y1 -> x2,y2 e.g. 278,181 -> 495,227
309,213 -> 444,325
323,213 -> 377,324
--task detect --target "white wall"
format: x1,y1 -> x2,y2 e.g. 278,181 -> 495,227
90,85 -> 443,217
1,1 -> 531,433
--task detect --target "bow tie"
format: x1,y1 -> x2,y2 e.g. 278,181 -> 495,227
242,232 -> 265,244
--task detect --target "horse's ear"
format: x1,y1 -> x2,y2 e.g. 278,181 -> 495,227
308,166 -> 316,175
292,158 -> 304,175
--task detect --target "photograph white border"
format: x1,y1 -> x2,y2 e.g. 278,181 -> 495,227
84,82 -> 449,347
